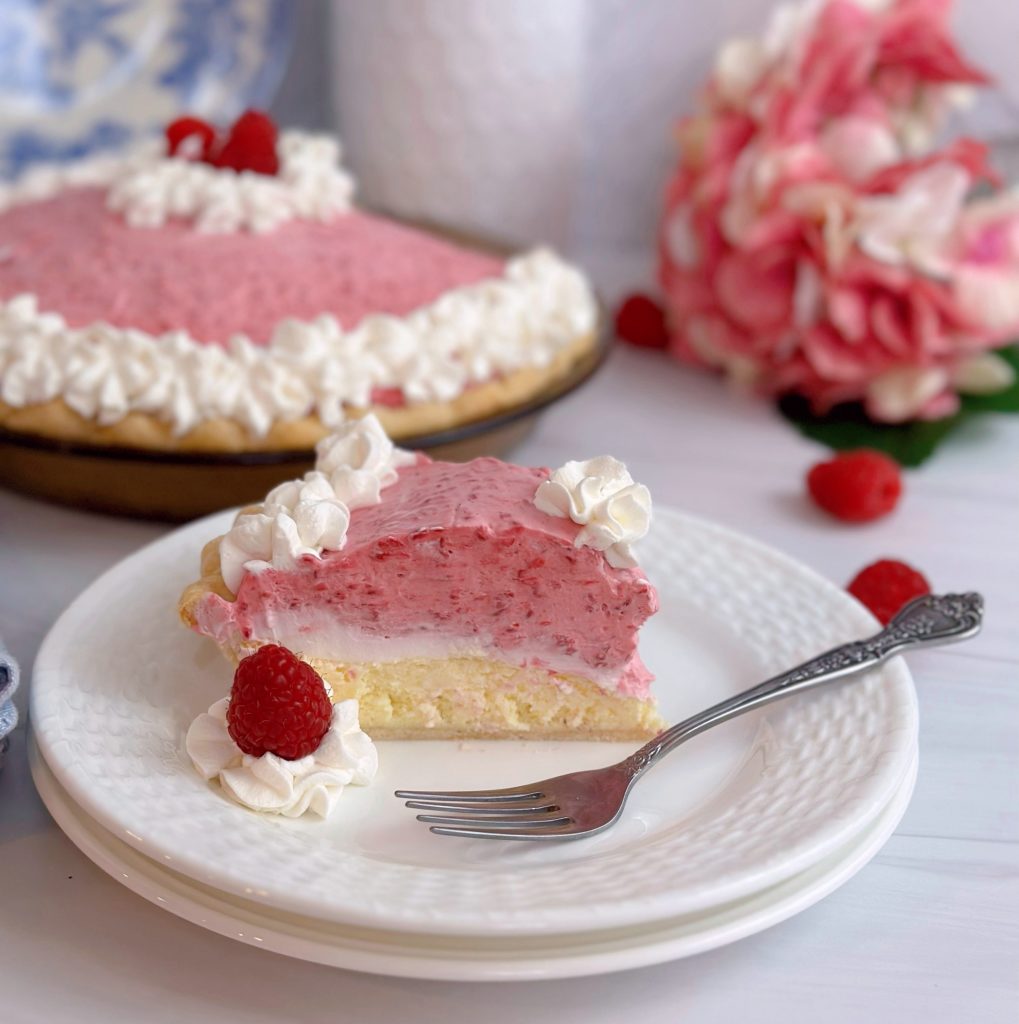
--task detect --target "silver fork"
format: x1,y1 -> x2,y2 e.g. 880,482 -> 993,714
396,592 -> 983,840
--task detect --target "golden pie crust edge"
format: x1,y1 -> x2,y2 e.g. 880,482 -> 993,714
0,331 -> 596,453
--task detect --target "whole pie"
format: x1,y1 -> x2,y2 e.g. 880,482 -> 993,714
0,113 -> 599,453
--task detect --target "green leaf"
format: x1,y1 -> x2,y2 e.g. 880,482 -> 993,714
778,348 -> 1015,468
778,344 -> 1019,466
778,396 -> 963,466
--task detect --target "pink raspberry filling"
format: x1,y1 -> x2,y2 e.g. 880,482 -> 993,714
193,458 -> 658,698
0,187 -> 504,345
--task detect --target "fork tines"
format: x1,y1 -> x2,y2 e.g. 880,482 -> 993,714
394,786 -> 575,839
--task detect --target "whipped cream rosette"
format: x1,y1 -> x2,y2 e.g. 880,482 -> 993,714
534,456 -> 652,569
186,698 -> 377,819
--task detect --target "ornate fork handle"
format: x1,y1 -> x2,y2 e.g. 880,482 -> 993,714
622,592 -> 984,776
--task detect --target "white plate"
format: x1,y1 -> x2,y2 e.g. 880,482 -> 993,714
30,737 -> 918,981
31,507 -> 917,937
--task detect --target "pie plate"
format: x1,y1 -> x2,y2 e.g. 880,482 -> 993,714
30,507 -> 918,937
29,737 -> 918,981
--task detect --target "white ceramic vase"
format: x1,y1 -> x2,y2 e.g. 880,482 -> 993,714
329,0 -> 584,249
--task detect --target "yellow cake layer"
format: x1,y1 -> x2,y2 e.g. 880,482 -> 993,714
216,643 -> 664,741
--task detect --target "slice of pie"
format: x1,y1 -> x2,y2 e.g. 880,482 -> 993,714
179,415 -> 663,740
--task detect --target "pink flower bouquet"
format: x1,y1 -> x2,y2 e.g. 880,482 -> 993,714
659,0 -> 1019,432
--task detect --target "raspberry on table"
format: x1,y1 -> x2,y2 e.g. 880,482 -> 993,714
847,559 -> 932,625
807,449 -> 902,523
614,294 -> 669,349
226,644 -> 332,760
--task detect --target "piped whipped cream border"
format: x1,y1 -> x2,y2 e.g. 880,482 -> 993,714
0,248 -> 597,438
0,130 -> 355,234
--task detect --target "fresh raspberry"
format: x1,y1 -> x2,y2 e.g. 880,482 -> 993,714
847,559 -> 932,625
165,116 -> 217,160
615,294 -> 669,349
214,109 -> 279,175
806,449 -> 902,523
226,645 -> 332,760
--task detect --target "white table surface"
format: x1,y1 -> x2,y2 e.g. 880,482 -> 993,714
1,307 -> 1017,1022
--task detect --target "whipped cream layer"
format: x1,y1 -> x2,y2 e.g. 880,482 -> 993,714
193,459 -> 658,697
0,189 -> 501,343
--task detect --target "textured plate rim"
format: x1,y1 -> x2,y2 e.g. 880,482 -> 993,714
29,736 -> 918,982
30,506 -> 918,936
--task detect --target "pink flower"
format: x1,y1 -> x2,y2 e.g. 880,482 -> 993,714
951,194 -> 1019,336
863,138 -> 1000,193
659,0 -> 1017,423
876,0 -> 990,86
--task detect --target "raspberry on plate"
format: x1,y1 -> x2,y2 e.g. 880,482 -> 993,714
807,449 -> 902,523
847,559 -> 932,625
226,644 -> 332,760
615,294 -> 669,349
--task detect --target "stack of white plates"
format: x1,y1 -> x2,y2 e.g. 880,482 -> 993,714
30,509 -> 918,981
